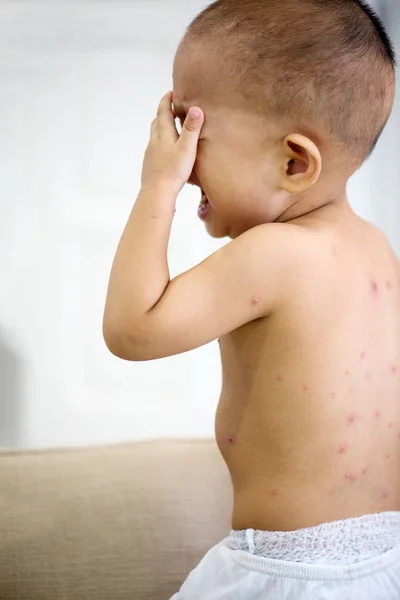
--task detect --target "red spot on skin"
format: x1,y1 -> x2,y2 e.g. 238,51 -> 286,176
277,375 -> 283,382
271,489 -> 279,497
364,372 -> 371,380
330,392 -> 337,399
374,410 -> 381,419
345,370 -> 350,376
371,281 -> 379,296
347,414 -> 356,425
390,365 -> 397,375
338,444 -> 347,454
388,422 -> 393,428
228,437 -> 235,445
345,473 -> 357,482
362,468 -> 368,476
382,491 -> 389,499
251,297 -> 260,306
303,384 -> 310,391
361,352 -> 365,360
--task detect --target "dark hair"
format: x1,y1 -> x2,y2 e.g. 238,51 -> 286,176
186,0 -> 397,170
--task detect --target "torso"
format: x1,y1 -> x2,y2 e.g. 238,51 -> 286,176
216,212 -> 400,531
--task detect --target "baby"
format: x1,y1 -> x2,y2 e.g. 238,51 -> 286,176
103,0 -> 400,598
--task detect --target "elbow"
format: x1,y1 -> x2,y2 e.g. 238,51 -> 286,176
102,322 -> 153,362
102,326 -> 130,360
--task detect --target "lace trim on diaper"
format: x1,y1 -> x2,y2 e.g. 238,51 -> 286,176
229,512 -> 400,565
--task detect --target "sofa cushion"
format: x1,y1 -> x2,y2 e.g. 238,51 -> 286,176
0,439 -> 232,600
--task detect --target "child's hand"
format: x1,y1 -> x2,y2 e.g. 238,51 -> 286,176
141,91 -> 205,196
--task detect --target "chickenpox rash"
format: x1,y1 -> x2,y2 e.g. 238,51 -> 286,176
388,422 -> 393,428
345,473 -> 357,482
338,444 -> 347,454
347,414 -> 356,425
330,392 -> 337,399
374,410 -> 381,419
303,384 -> 310,391
251,297 -> 260,306
371,280 -> 379,297
382,491 -> 389,499
360,352 -> 365,360
390,365 -> 397,375
277,375 -> 284,382
271,489 -> 279,497
345,370 -> 350,376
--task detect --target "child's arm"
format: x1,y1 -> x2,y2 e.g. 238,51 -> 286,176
103,92 -> 296,361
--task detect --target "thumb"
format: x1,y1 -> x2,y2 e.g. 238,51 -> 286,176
178,107 -> 204,151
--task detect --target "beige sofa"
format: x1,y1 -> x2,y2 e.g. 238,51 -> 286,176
0,439 -> 233,600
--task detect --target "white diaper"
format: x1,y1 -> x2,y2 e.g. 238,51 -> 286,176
170,511 -> 400,599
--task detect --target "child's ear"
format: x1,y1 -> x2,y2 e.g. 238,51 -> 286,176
279,134 -> 322,194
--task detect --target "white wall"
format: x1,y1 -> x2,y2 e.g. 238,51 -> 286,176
0,0 -> 398,449
382,0 -> 400,256
348,0 -> 400,256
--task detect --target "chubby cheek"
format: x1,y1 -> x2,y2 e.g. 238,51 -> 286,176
197,143 -> 233,186
197,160 -> 223,196
197,149 -> 259,222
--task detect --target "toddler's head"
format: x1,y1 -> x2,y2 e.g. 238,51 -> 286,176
172,0 -> 396,238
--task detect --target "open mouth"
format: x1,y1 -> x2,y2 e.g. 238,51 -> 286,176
198,190 -> 210,221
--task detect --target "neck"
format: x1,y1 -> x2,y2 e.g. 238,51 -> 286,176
275,187 -> 351,224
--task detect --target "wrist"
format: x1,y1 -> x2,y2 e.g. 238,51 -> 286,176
139,185 -> 176,202
136,187 -> 177,218
139,184 -> 177,201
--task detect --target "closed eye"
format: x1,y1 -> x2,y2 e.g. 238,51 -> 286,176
173,101 -> 186,119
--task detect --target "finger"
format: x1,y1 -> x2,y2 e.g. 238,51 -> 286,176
178,107 -> 205,152
157,91 -> 178,140
157,91 -> 173,118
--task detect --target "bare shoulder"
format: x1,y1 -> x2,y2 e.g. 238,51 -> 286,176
223,222 -> 328,314
239,221 -> 323,274
237,221 -> 317,259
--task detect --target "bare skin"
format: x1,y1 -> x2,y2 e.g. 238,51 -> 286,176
103,46 -> 399,535
217,206 -> 400,531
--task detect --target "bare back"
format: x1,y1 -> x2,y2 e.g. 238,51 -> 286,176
216,212 -> 400,531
